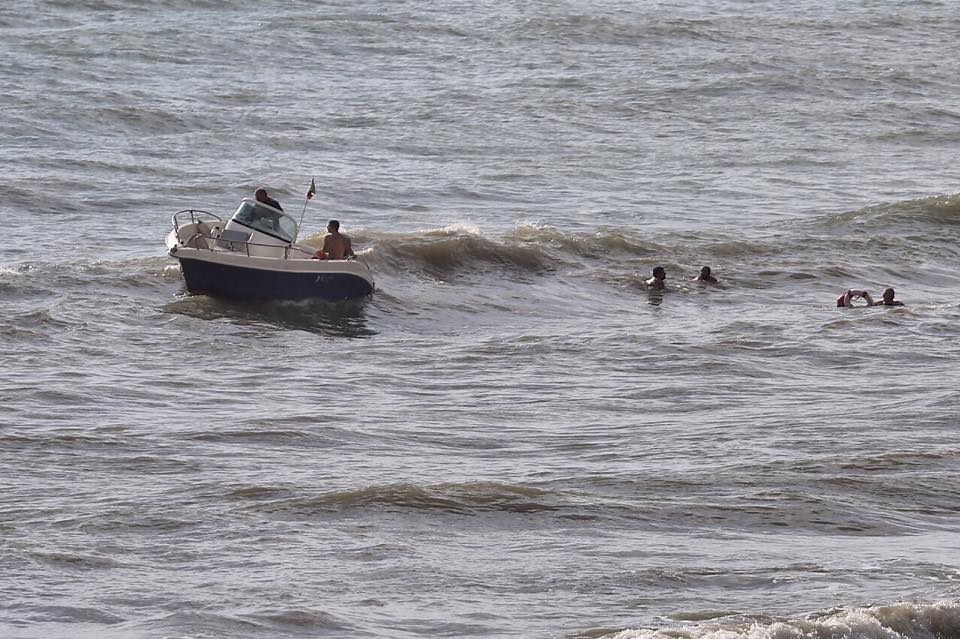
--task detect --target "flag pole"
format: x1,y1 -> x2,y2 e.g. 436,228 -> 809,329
295,178 -> 316,242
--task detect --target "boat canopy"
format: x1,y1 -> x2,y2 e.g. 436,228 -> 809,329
229,198 -> 298,244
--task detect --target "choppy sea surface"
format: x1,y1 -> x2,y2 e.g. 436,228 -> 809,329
2,1 -> 959,638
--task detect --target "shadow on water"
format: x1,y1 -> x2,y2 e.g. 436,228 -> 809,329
163,294 -> 376,338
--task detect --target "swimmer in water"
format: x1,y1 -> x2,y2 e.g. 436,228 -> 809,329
693,266 -> 718,284
646,266 -> 667,290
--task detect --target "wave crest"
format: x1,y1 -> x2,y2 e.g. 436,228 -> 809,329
253,481 -> 557,517
604,601 -> 960,639
352,227 -> 557,278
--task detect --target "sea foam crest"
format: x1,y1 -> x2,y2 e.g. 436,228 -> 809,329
604,601 -> 960,639
819,193 -> 960,229
418,223 -> 484,237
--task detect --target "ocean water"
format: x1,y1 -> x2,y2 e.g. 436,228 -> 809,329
1,1 -> 959,638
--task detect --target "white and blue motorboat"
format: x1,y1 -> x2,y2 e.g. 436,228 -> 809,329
165,198 -> 375,301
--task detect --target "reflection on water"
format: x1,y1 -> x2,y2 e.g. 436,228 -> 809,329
164,293 -> 375,338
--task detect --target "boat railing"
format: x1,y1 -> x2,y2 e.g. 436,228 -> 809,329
171,209 -> 223,232
171,210 -> 361,262
171,210 -> 226,251
182,229 -> 319,260
171,208 -> 318,259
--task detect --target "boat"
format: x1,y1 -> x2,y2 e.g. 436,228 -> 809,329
165,198 -> 375,301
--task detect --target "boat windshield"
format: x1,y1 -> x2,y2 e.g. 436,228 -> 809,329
230,200 -> 298,243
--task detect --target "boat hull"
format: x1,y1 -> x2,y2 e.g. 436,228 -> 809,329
173,251 -> 374,301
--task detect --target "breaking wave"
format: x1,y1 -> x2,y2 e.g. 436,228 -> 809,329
343,194 -> 960,295
602,601 -> 960,639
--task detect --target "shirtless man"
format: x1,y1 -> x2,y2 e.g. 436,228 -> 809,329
876,287 -> 904,307
646,266 -> 667,290
322,220 -> 355,260
693,265 -> 718,284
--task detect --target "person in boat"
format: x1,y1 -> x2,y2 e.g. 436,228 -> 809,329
646,266 -> 667,290
252,187 -> 284,232
836,289 -> 875,307
693,265 -> 718,284
876,287 -> 904,307
254,187 -> 283,211
322,220 -> 355,260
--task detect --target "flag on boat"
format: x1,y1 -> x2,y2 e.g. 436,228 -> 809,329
306,178 -> 316,200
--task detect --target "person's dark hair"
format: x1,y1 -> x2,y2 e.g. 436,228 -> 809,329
328,220 -> 340,231
653,266 -> 666,277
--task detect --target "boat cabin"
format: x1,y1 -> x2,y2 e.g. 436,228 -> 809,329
219,198 -> 299,257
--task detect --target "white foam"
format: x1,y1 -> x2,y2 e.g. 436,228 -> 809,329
419,223 -> 483,237
604,602 -> 960,639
